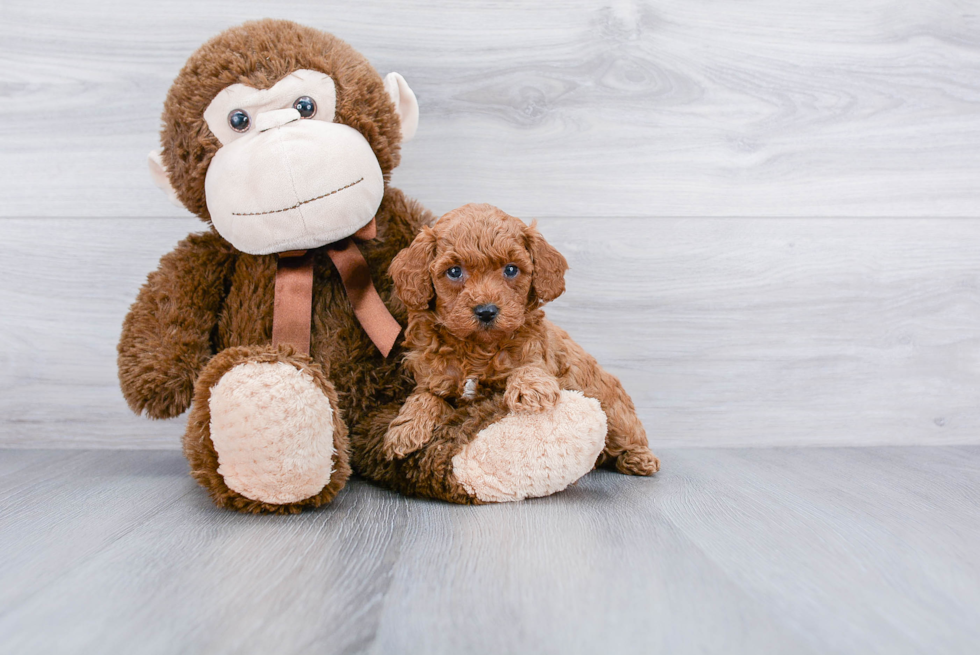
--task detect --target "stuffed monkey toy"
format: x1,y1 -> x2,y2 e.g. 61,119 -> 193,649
119,19 -> 610,512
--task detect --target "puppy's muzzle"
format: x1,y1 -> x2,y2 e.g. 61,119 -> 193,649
473,304 -> 499,325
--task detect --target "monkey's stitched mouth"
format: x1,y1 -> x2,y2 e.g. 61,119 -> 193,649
231,177 -> 364,216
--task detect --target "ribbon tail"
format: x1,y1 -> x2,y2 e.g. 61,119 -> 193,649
326,238 -> 402,357
271,250 -> 314,355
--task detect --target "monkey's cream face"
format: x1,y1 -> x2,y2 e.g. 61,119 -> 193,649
201,70 -> 384,255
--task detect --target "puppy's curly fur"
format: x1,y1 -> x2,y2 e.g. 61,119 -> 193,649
385,203 -> 659,476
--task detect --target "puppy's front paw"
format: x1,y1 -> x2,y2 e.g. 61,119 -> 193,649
382,416 -> 433,459
505,373 -> 562,414
616,447 -> 660,476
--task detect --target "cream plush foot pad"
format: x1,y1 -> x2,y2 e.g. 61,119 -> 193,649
452,390 -> 607,503
209,361 -> 335,504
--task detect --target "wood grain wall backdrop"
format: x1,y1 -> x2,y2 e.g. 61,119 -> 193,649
2,0 -> 979,218
3,217 -> 979,449
1,0 -> 979,448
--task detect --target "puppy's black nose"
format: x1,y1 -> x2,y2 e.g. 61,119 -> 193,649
474,304 -> 499,323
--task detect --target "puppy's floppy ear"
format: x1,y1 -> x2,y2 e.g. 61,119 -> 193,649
389,226 -> 438,311
525,221 -> 568,304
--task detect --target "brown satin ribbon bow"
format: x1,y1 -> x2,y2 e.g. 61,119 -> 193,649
271,218 -> 401,357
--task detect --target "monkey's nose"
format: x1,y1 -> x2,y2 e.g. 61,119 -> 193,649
474,304 -> 499,323
256,108 -> 301,132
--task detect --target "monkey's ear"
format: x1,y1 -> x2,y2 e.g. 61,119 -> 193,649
389,227 -> 437,311
148,150 -> 185,209
525,221 -> 569,304
383,72 -> 419,142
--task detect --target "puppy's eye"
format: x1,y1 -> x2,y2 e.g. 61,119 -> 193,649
446,266 -> 463,280
503,264 -> 520,279
228,109 -> 250,132
293,96 -> 316,118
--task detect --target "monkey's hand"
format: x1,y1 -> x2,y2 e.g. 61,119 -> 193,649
382,391 -> 450,459
505,366 -> 562,414
118,231 -> 237,419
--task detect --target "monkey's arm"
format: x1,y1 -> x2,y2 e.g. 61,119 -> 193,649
118,231 -> 237,419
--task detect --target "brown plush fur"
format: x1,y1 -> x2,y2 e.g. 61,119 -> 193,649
385,204 -> 660,475
119,20 -> 650,510
159,19 -> 403,223
354,394 -> 518,504
118,20 -> 434,511
119,183 -> 430,510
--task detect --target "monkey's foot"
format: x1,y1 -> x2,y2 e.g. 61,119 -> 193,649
209,361 -> 335,504
185,346 -> 349,513
451,390 -> 607,502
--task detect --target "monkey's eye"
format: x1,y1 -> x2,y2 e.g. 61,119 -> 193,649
227,109 -> 250,133
503,264 -> 520,278
293,96 -> 317,118
446,266 -> 463,280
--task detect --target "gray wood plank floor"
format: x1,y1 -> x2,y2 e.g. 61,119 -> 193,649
1,447 -> 977,655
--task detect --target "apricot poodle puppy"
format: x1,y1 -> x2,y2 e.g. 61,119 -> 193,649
383,203 -> 659,477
